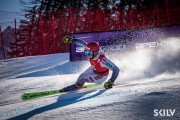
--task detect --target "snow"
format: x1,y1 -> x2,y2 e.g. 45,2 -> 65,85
0,38 -> 180,120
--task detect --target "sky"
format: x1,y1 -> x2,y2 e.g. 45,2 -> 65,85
0,0 -> 24,12
0,0 -> 27,30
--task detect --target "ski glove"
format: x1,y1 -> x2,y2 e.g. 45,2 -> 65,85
62,36 -> 73,43
104,79 -> 114,89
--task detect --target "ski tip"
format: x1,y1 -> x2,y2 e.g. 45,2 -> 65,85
21,95 -> 28,100
21,93 -> 31,100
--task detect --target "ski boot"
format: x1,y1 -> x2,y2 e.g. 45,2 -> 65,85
59,84 -> 80,92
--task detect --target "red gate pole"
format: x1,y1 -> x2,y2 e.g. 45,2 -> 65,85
156,8 -> 160,27
38,10 -> 46,55
97,9 -> 102,31
129,9 -> 133,29
14,19 -> 18,57
69,8 -> 74,32
114,5 -> 119,30
165,0 -> 170,25
140,0 -> 145,27
51,15 -> 56,53
86,9 -> 91,32
0,26 -> 5,59
115,7 -> 121,30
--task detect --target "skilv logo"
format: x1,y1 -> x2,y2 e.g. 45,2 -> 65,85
154,109 -> 176,117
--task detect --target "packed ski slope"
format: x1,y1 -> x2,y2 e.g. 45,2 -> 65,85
0,38 -> 180,120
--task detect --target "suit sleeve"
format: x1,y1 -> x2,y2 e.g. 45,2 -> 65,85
72,38 -> 87,48
100,57 -> 120,82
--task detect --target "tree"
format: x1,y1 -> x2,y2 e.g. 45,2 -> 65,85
7,0 -> 178,58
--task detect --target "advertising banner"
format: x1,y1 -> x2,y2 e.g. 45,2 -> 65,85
71,26 -> 180,61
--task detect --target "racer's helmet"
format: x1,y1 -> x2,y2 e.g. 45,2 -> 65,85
84,42 -> 100,58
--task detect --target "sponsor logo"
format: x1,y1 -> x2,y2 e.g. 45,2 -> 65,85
75,41 -> 167,53
105,62 -> 112,68
154,109 -> 176,117
76,45 -> 126,53
135,41 -> 166,49
101,45 -> 126,52
76,47 -> 84,52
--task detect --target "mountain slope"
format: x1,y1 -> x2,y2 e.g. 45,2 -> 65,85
0,51 -> 180,120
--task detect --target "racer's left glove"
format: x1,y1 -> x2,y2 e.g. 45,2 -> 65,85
104,79 -> 114,89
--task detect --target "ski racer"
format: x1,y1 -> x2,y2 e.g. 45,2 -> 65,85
60,36 -> 120,92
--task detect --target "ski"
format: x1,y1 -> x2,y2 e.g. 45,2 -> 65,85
21,83 -> 102,100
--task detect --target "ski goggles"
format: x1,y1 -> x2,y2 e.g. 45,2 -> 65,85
84,50 -> 93,56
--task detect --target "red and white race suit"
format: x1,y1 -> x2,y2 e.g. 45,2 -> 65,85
73,39 -> 120,86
